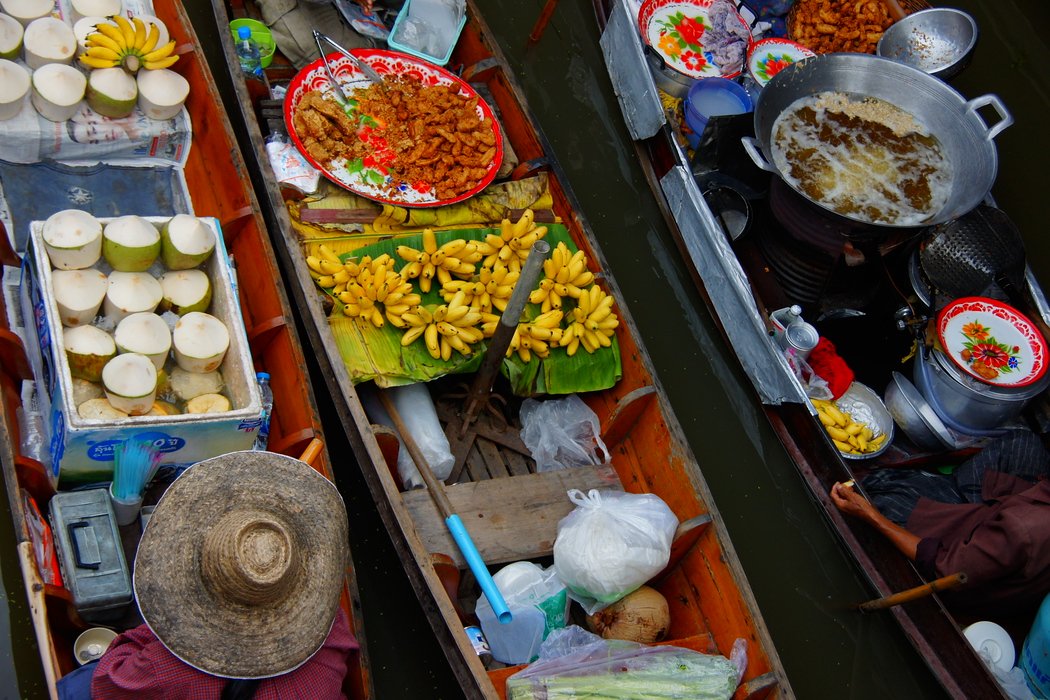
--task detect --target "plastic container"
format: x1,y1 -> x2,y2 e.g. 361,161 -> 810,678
253,372 -> 273,451
1022,592 -> 1050,697
475,561 -> 570,665
388,0 -> 466,66
234,26 -> 263,79
683,78 -> 752,150
229,18 -> 275,69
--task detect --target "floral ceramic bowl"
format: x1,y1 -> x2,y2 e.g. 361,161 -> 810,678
746,37 -> 815,86
937,297 -> 1048,388
638,0 -> 753,79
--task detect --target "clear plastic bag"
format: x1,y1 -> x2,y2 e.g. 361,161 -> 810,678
519,395 -> 610,473
507,635 -> 739,700
553,489 -> 678,614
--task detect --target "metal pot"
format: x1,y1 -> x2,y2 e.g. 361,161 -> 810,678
741,53 -> 1012,228
643,45 -> 694,99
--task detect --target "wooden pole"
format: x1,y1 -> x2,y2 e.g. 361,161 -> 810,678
528,0 -> 560,45
857,572 -> 967,612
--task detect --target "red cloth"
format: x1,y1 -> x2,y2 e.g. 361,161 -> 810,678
807,337 -> 854,399
91,608 -> 357,699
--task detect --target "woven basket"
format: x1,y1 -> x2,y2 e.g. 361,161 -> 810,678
787,0 -> 933,54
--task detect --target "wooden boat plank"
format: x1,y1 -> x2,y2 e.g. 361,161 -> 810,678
402,463 -> 622,567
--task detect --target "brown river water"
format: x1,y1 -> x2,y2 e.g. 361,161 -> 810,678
2,0 -> 1047,697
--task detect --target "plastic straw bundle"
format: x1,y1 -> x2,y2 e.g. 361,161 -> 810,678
111,438 -> 163,501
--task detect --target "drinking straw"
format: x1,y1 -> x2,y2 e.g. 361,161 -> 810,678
111,437 -> 163,501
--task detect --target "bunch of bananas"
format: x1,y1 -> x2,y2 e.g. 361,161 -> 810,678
396,229 -> 480,293
440,262 -> 519,314
529,242 -> 595,313
306,245 -> 420,328
811,398 -> 887,455
401,292 -> 485,361
81,15 -> 178,72
507,310 -> 563,363
560,285 -> 618,356
475,210 -> 548,273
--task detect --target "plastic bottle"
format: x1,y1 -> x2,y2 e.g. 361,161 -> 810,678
254,372 -> 273,451
1021,592 -> 1050,697
235,26 -> 262,79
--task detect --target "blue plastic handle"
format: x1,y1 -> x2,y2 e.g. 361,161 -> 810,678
446,514 -> 512,624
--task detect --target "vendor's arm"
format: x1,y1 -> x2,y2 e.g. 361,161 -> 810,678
830,481 -> 920,560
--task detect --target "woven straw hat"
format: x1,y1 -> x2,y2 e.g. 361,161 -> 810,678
134,450 -> 348,679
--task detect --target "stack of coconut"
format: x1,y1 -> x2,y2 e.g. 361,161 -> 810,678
40,209 -> 234,420
0,0 -> 188,123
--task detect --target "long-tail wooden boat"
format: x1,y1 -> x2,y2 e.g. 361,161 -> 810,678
0,2 -> 371,697
214,0 -> 793,697
591,0 -> 1037,697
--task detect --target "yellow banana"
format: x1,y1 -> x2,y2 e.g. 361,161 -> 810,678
142,39 -> 176,63
80,54 -> 120,69
141,21 -> 160,54
132,16 -> 147,50
85,45 -> 122,61
86,30 -> 123,53
94,22 -> 126,49
112,15 -> 136,48
318,244 -> 341,264
144,54 -> 179,70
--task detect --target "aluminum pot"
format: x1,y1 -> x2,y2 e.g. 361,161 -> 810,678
643,45 -> 694,99
741,53 -> 1012,228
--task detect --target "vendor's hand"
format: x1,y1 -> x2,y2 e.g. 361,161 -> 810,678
830,481 -> 879,522
356,0 -> 374,13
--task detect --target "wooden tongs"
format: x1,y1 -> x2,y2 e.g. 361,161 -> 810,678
312,29 -> 383,105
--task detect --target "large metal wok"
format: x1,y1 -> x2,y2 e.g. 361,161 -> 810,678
741,53 -> 1012,228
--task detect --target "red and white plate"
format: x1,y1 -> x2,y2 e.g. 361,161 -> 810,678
284,49 -> 503,207
937,297 -> 1048,387
747,37 -> 815,86
638,0 -> 752,79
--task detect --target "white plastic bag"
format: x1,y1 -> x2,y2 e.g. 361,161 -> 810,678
519,396 -> 610,473
361,384 -> 454,489
553,489 -> 678,614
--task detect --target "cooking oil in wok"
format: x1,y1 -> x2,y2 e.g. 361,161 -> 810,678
770,92 -> 952,226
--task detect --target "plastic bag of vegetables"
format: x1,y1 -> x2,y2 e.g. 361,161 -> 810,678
506,632 -> 739,700
553,489 -> 678,614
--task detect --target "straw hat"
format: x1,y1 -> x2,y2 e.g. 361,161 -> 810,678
134,450 -> 348,679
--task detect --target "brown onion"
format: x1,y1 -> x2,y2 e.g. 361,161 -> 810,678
585,585 -> 670,644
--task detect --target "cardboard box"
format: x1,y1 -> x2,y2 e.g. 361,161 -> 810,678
20,216 -> 262,486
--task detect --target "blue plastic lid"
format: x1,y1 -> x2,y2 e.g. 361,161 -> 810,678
238,26 -> 251,40
257,372 -> 270,381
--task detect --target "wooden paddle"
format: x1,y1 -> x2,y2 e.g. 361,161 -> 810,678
857,572 -> 967,612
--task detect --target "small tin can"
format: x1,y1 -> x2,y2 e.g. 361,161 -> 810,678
783,321 -> 819,360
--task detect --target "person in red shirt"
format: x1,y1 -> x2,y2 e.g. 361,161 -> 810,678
58,450 -> 359,700
831,429 -> 1050,642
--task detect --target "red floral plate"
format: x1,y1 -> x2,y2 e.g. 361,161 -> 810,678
284,49 -> 503,207
638,0 -> 752,79
937,297 -> 1048,387
747,38 -> 815,87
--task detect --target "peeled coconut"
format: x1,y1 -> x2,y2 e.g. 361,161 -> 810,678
172,311 -> 229,373
0,12 -> 24,60
585,586 -> 670,644
103,271 -> 162,325
23,16 -> 75,70
51,267 -> 107,326
77,396 -> 127,420
114,311 -> 171,369
63,323 -> 115,382
31,63 -> 86,122
160,215 -> 215,270
86,66 -> 136,119
0,58 -> 29,120
136,68 -> 189,121
159,269 -> 211,315
101,351 -> 157,415
72,377 -> 103,406
72,15 -> 106,57
0,0 -> 53,27
102,215 -> 160,271
169,367 -> 223,401
68,0 -> 119,23
42,209 -> 102,270
185,393 -> 231,414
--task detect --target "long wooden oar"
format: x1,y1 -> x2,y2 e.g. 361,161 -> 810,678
379,391 -> 512,623
857,572 -> 967,612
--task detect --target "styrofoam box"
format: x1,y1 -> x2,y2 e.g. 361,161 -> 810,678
20,216 -> 262,485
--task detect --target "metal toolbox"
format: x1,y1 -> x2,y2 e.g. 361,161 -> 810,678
50,488 -> 132,623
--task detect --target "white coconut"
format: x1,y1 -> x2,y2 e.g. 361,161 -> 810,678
101,351 -> 157,415
42,209 -> 102,270
136,67 -> 188,121
102,215 -> 160,271
169,367 -> 222,401
77,396 -> 127,420
72,376 -> 103,405
0,58 -> 29,120
159,215 -> 215,270
172,311 -> 229,373
103,270 -> 162,325
63,323 -> 115,382
72,15 -> 106,57
114,311 -> 171,369
185,393 -> 230,414
51,267 -> 106,326
0,0 -> 53,27
23,16 -> 74,70
68,0 -> 119,24
31,62 -> 86,122
0,12 -> 24,60
85,66 -> 136,118
159,269 -> 211,316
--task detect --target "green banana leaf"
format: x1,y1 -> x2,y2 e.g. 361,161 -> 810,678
325,224 -> 622,395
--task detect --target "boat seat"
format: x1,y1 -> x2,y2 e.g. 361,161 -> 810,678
401,463 -> 622,569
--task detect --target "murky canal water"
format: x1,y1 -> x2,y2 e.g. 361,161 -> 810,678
2,0 -> 1047,697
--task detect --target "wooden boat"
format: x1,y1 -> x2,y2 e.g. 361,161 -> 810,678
591,0 -> 1035,697
0,2 -> 371,697
214,1 -> 793,698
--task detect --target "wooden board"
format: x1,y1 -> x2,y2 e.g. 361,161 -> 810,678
401,463 -> 621,568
